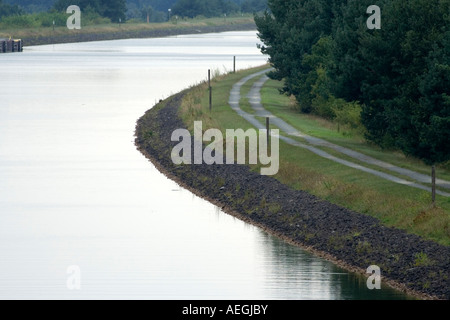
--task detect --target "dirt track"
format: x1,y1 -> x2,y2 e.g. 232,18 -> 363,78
230,70 -> 450,195
135,91 -> 450,300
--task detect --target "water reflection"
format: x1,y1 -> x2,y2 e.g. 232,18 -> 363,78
258,231 -> 413,300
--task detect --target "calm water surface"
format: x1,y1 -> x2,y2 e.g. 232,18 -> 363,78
0,31 -> 411,299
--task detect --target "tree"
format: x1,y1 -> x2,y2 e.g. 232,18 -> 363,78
54,0 -> 101,15
102,0 -> 126,21
241,0 -> 267,13
3,0 -> 54,12
127,0 -> 178,12
414,31 -> 450,204
255,0 -> 339,109
172,0 -> 239,18
0,0 -> 23,18
256,0 -> 450,203
415,35 -> 450,166
332,0 -> 450,203
53,0 -> 126,22
141,5 -> 153,22
330,0 -> 395,145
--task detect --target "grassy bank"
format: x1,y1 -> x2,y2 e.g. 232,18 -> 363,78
0,15 -> 256,46
179,65 -> 450,246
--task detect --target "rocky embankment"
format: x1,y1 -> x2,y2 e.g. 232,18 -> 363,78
135,91 -> 450,300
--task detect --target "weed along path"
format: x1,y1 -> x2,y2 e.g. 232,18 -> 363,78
230,69 -> 450,197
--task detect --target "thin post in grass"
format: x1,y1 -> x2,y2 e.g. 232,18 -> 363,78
208,69 -> 212,112
432,165 -> 436,206
266,117 -> 270,146
233,56 -> 236,73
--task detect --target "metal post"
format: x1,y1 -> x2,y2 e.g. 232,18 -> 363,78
233,56 -> 236,73
266,117 -> 270,146
432,165 -> 436,206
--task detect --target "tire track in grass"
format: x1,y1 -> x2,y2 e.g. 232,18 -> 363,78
228,70 -> 450,197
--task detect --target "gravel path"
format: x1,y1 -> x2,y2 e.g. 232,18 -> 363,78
229,69 -> 450,197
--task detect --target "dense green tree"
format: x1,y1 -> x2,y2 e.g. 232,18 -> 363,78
53,0 -> 126,21
125,1 -> 168,22
241,0 -> 267,13
53,0 -> 101,15
172,0 -> 239,18
337,0 -> 450,152
255,0 -> 339,110
329,0 -> 395,145
3,0 -> 53,13
127,0 -> 266,13
345,0 -> 450,160
127,0 -> 177,12
301,36 -> 334,115
0,0 -> 23,18
102,0 -> 126,21
256,0 -> 450,199
406,31 -> 450,165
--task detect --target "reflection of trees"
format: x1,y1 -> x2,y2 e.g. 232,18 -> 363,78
256,230 -> 337,300
256,230 -> 411,300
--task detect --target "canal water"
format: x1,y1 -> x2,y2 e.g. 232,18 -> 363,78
0,31 -> 412,299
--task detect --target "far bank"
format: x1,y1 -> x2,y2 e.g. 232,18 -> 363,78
0,16 -> 256,47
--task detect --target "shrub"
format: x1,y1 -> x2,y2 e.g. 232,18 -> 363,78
0,14 -> 39,28
414,252 -> 432,267
36,12 -> 67,27
332,98 -> 364,131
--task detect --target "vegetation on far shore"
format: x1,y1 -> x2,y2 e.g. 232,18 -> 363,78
0,14 -> 256,43
0,0 -> 265,37
0,0 -> 263,46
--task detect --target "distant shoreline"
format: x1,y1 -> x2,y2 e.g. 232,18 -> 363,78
13,21 -> 257,47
